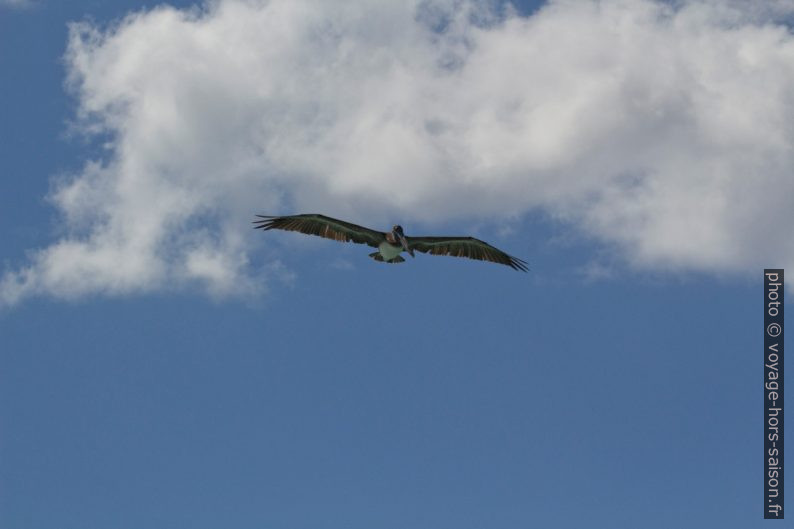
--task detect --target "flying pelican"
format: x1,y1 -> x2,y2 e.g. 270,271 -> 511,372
253,213 -> 528,271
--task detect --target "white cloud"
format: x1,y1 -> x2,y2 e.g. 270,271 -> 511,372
4,0 -> 794,306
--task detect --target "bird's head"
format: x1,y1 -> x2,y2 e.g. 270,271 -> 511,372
392,225 -> 414,257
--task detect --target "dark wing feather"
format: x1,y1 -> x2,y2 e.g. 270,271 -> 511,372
406,236 -> 529,272
253,214 -> 385,248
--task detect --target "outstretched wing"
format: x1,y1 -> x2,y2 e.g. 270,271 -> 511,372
406,236 -> 529,272
253,214 -> 385,248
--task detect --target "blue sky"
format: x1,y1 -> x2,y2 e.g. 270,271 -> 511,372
0,1 -> 789,528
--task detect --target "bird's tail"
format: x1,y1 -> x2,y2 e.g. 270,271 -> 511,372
368,252 -> 405,264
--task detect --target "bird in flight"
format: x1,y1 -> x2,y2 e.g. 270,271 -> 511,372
254,213 -> 528,271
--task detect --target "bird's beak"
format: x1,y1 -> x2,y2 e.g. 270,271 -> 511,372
399,233 -> 414,257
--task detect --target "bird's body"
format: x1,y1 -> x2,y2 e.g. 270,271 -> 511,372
377,240 -> 405,262
253,213 -> 528,271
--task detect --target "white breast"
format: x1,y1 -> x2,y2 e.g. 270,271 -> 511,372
378,241 -> 404,260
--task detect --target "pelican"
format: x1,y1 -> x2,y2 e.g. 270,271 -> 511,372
253,213 -> 528,271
